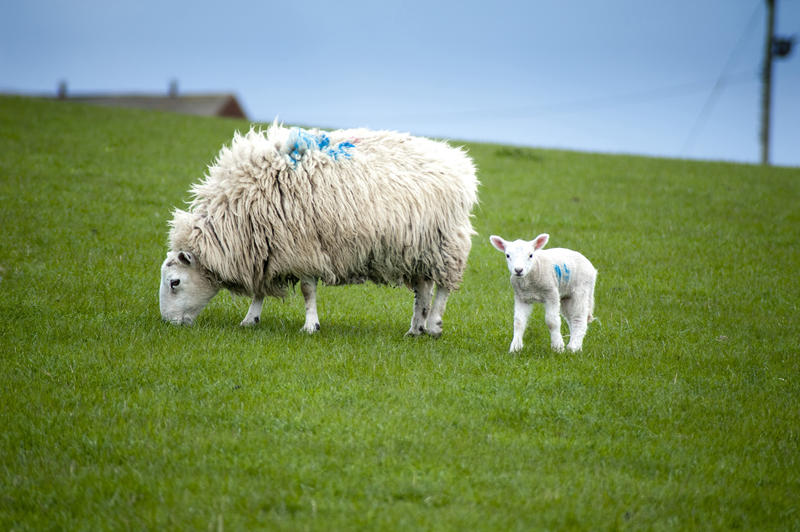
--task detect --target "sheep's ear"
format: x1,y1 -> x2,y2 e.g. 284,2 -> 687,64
532,233 -> 549,251
489,235 -> 507,252
177,251 -> 194,267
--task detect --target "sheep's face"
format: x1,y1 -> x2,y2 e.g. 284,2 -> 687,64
490,233 -> 550,277
159,251 -> 219,325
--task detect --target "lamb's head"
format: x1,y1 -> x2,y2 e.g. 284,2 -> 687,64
159,251 -> 219,325
490,233 -> 549,277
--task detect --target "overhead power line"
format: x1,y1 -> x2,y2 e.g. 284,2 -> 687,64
682,2 -> 763,156
370,73 -> 758,125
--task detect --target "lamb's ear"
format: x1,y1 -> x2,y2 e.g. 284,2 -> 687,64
489,235 -> 507,252
532,233 -> 549,251
177,251 -> 194,267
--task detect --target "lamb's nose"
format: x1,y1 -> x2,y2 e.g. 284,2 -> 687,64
514,267 -> 523,275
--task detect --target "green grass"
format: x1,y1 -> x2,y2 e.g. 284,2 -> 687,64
1,95 -> 799,530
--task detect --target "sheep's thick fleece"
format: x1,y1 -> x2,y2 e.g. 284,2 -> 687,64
168,125 -> 479,299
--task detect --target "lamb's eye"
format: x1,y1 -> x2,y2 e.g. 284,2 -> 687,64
529,254 -> 533,258
170,279 -> 180,289
506,254 -> 510,258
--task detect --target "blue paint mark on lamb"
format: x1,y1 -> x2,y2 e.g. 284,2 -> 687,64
554,263 -> 572,285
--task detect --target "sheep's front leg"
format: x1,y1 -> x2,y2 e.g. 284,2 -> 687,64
240,296 -> 264,326
406,278 -> 433,336
543,298 -> 565,352
300,277 -> 320,333
426,285 -> 450,338
510,298 -> 532,352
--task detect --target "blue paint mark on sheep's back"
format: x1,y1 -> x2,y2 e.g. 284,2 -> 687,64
563,264 -> 571,283
333,142 -> 356,159
554,264 -> 562,282
286,127 -> 356,165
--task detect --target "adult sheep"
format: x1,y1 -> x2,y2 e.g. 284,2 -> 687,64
159,123 -> 479,337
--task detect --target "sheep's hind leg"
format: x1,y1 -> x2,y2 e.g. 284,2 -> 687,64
425,285 -> 450,338
406,278 -> 433,336
240,296 -> 264,326
300,277 -> 321,334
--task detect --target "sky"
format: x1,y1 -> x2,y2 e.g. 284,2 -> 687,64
2,0 -> 799,167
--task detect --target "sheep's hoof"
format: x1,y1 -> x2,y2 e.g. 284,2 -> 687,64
423,319 -> 443,338
551,343 -> 565,353
240,316 -> 260,327
405,326 -> 425,337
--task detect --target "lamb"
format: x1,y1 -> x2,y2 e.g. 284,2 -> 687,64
159,123 -> 479,337
489,233 -> 597,353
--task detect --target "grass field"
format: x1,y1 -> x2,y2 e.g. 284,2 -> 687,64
1,95 -> 799,530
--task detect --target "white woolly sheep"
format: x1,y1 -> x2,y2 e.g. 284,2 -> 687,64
159,123 -> 479,337
490,233 -> 597,353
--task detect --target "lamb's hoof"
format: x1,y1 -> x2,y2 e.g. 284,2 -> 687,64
567,344 -> 582,352
301,322 -> 321,334
509,342 -> 523,353
551,342 -> 565,353
240,316 -> 260,327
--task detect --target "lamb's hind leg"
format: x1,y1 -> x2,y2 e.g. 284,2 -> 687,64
240,296 -> 264,326
300,277 -> 320,334
406,278 -> 433,336
425,285 -> 450,338
562,294 -> 588,352
544,297 -> 565,352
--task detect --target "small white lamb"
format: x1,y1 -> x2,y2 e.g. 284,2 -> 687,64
490,233 -> 597,353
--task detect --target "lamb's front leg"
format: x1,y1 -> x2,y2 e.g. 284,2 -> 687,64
543,297 -> 565,352
300,277 -> 320,333
510,298 -> 532,352
240,296 -> 264,326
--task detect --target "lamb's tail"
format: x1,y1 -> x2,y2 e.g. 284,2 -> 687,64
587,268 -> 597,323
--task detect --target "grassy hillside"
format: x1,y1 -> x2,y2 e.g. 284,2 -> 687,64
1,95 -> 798,530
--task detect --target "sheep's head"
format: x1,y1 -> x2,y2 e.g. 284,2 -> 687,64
489,233 -> 549,277
159,251 -> 219,325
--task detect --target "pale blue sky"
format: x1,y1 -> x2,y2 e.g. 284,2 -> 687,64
2,0 -> 798,166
